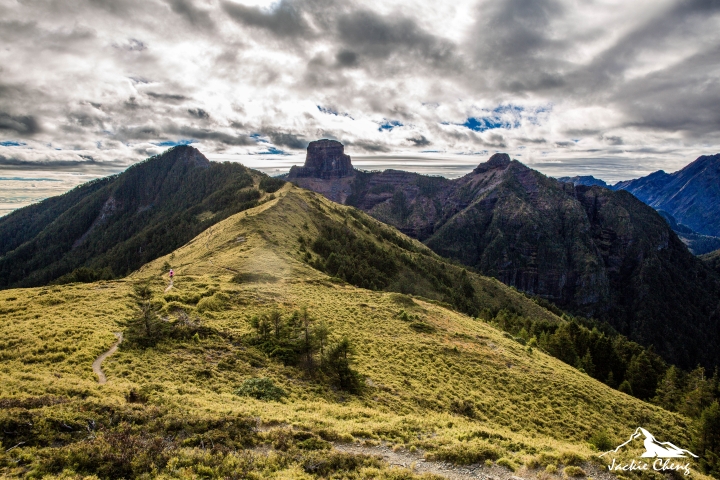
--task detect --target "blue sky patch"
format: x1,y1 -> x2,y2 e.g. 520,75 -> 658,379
461,105 -> 525,132
154,139 -> 194,147
378,120 -> 403,131
317,105 -> 353,119
0,177 -> 62,182
0,141 -> 27,147
257,146 -> 288,155
250,133 -> 269,143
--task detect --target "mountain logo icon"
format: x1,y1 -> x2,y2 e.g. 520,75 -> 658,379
600,427 -> 698,459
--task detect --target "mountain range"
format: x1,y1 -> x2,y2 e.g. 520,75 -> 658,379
559,154 -> 720,255
3,143 -> 720,372
287,141 -> 720,370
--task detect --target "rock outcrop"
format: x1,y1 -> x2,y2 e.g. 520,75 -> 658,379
288,139 -> 354,179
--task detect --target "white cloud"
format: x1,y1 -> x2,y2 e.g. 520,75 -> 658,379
0,0 -> 719,211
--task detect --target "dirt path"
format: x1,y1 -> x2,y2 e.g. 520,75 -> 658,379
333,442 -> 616,480
333,442 -> 506,480
92,332 -> 123,384
165,279 -> 173,292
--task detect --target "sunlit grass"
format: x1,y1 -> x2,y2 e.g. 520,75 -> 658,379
0,185 -> 708,479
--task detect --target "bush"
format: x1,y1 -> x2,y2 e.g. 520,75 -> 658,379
427,442 -> 500,465
563,466 -> 586,477
235,377 -> 286,401
497,457 -> 516,471
197,292 -> 228,312
409,321 -> 436,334
588,430 -> 614,452
232,272 -> 278,283
259,176 -> 285,193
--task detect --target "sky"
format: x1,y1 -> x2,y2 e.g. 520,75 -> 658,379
2,0 -> 720,215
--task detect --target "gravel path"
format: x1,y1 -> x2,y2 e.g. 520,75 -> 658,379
333,442 -> 616,480
334,442 -> 513,480
92,332 -> 123,384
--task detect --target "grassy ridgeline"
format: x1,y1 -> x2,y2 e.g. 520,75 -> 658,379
0,185 -> 705,479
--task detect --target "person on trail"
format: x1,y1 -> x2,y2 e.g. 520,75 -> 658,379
169,269 -> 174,279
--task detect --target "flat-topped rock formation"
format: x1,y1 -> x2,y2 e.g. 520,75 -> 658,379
287,139 -> 354,179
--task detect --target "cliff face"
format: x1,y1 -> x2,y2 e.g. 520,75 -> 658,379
287,139 -> 354,180
288,147 -> 720,369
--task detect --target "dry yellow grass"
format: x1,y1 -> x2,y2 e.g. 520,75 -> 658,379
0,184 -> 708,479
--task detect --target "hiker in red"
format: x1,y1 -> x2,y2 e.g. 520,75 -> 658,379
169,269 -> 174,279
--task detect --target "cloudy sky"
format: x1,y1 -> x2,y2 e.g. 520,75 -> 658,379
2,0 -> 720,214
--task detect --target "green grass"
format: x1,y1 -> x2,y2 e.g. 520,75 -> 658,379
0,185 -> 708,479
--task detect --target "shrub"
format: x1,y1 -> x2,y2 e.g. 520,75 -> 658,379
235,377 -> 286,401
197,292 -> 228,312
588,430 -> 614,452
559,451 -> 584,466
427,442 -> 500,465
232,272 -> 278,283
302,451 -> 382,476
259,176 -> 285,193
409,321 -> 436,334
450,399 -> 475,418
497,457 -> 516,471
564,466 -> 586,477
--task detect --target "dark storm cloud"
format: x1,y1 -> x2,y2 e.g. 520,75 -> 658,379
335,9 -> 456,67
0,154 -> 125,170
265,131 -> 308,149
346,140 -> 391,152
467,0 -> 568,92
222,0 -> 309,37
407,135 -> 431,147
188,108 -> 210,120
145,92 -> 189,102
611,45 -> 720,135
335,49 -> 359,68
166,0 -> 215,30
0,113 -> 41,135
167,126 -> 253,146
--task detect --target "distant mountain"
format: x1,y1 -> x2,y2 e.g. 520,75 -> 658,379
0,146 -> 270,288
288,143 -> 720,369
556,162 -> 720,255
614,154 -> 720,238
557,175 -> 609,188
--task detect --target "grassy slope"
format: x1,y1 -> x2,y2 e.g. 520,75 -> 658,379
0,185 -> 704,479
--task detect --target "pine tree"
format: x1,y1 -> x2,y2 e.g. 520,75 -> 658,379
577,349 -> 595,377
625,352 -> 656,400
655,365 -> 683,412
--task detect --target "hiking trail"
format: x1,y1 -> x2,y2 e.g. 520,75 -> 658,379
92,332 -> 123,384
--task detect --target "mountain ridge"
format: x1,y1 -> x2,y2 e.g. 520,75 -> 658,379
0,146 -> 266,289
288,146 -> 720,370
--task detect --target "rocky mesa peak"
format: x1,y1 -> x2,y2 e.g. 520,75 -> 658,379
288,139 -> 354,179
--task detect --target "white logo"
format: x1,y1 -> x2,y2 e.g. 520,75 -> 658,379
600,427 -> 698,476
